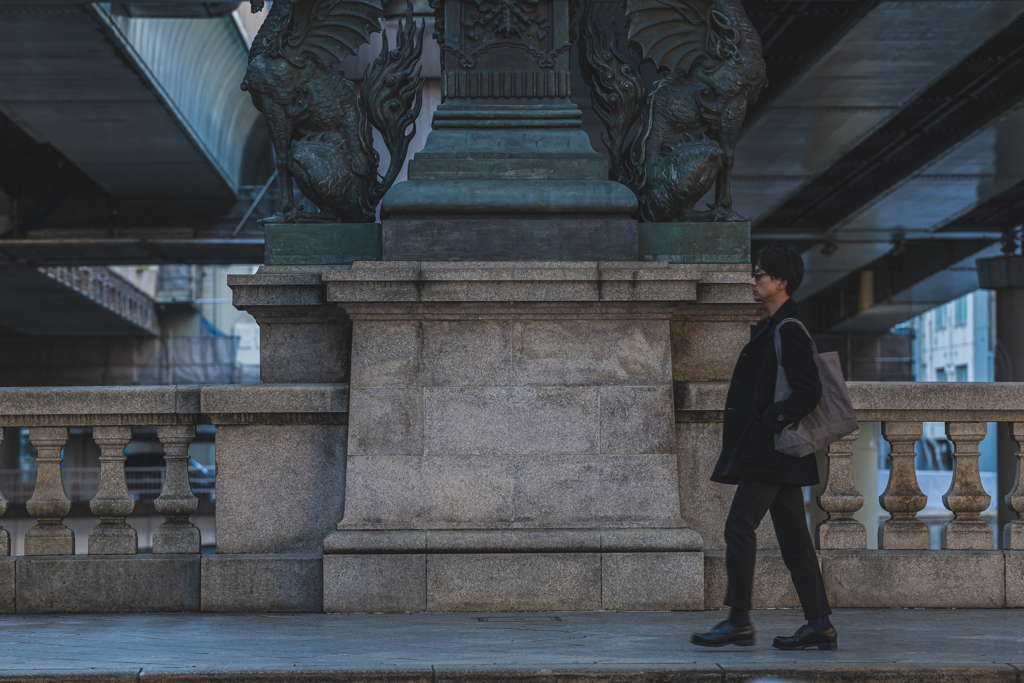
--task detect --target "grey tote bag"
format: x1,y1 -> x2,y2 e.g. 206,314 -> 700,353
773,318 -> 859,457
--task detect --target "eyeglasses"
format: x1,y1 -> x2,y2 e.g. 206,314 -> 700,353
752,269 -> 770,280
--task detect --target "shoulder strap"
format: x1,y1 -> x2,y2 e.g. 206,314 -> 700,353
773,317 -> 818,364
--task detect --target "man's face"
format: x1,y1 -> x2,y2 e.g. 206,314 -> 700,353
750,264 -> 787,304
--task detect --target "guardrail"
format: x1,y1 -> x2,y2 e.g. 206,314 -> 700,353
675,381 -> 1024,552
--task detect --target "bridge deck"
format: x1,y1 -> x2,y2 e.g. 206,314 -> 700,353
0,608 -> 1020,682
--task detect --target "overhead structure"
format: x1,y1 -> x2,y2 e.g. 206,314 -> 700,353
0,0 -> 271,265
730,1 -> 1024,334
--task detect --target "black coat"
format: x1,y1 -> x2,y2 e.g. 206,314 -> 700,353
711,297 -> 823,487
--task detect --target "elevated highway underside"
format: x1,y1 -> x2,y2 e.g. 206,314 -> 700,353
2,1 -> 1024,337
0,0 -> 270,333
0,0 -> 271,262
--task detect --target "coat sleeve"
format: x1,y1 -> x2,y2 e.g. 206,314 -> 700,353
760,323 -> 823,434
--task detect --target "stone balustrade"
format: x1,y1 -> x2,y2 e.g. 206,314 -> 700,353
0,380 -> 1021,612
676,381 -> 1024,609
0,384 -> 347,613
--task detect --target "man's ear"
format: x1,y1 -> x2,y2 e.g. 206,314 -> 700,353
776,278 -> 788,293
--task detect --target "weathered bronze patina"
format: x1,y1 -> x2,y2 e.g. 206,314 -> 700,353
579,0 -> 767,222
243,0 -> 425,223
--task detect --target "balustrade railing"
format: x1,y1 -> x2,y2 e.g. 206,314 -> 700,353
816,384 -> 1024,551
675,381 -> 1024,553
0,381 -> 1019,612
0,386 -> 202,557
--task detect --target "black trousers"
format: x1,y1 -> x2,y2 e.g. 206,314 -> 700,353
723,478 -> 831,620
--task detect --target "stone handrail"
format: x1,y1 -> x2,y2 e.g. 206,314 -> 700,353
0,384 -> 348,558
675,381 -> 1024,552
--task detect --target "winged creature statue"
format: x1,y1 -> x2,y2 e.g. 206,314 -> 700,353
578,0 -> 766,222
243,0 -> 425,223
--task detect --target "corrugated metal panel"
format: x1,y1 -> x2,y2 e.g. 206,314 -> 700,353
98,5 -> 260,194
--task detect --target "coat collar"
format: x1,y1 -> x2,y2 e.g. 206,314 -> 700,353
750,297 -> 801,343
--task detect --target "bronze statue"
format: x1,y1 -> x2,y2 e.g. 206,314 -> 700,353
243,0 -> 425,223
579,0 -> 766,222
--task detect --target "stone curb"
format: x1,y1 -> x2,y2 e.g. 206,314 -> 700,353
0,666 -> 1018,683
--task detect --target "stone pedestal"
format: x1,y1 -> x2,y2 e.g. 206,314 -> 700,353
232,261 -> 759,611
197,385 -> 349,612
379,0 -> 638,260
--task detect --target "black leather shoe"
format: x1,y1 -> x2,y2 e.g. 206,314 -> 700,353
772,623 -> 838,650
691,621 -> 755,647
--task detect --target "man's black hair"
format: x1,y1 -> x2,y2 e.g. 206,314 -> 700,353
754,242 -> 804,296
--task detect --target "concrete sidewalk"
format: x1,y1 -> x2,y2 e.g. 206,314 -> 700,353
0,609 -> 1021,682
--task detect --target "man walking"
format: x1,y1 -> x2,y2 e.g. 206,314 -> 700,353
691,242 -> 837,651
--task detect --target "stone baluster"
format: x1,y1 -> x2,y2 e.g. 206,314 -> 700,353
88,426 -> 137,555
24,427 -> 74,555
941,422 -> 992,550
816,428 -> 866,549
153,425 -> 200,553
1004,422 -> 1024,550
0,428 -> 8,556
879,421 -> 929,549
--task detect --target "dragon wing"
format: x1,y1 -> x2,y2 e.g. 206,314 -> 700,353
625,0 -> 715,74
280,0 -> 385,68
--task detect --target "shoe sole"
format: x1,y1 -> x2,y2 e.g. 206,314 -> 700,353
692,639 -> 755,648
772,642 -> 838,651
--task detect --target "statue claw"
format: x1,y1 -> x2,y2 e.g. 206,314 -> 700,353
258,208 -> 302,225
684,205 -> 749,223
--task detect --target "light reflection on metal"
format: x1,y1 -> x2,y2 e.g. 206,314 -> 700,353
93,4 -> 262,196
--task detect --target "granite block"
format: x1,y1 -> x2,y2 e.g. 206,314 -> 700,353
427,529 -> 602,553
671,320 -> 751,382
201,384 -> 349,420
258,310 -> 351,384
424,387 -> 599,456
426,553 -> 601,611
822,550 -> 1005,608
1006,551 -> 1024,608
676,422 -> 732,551
201,553 -> 323,612
512,320 -> 671,386
325,530 -> 427,554
324,554 -> 426,613
350,321 -> 421,387
0,556 -> 13,614
349,387 -> 424,456
215,425 -> 346,554
704,550 -> 804,609
340,455 -> 515,527
599,386 -> 675,455
602,552 -> 704,610
600,528 -> 703,552
422,321 -> 513,387
675,423 -> 779,551
512,454 -> 683,527
16,554 -> 200,613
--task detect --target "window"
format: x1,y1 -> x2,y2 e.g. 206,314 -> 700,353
954,296 -> 968,326
935,305 -> 947,330
955,365 -> 968,382
936,368 -> 947,382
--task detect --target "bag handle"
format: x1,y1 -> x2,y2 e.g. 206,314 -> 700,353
773,317 -> 818,365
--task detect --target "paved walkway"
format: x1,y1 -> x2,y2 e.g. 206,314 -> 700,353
0,609 -> 1021,682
